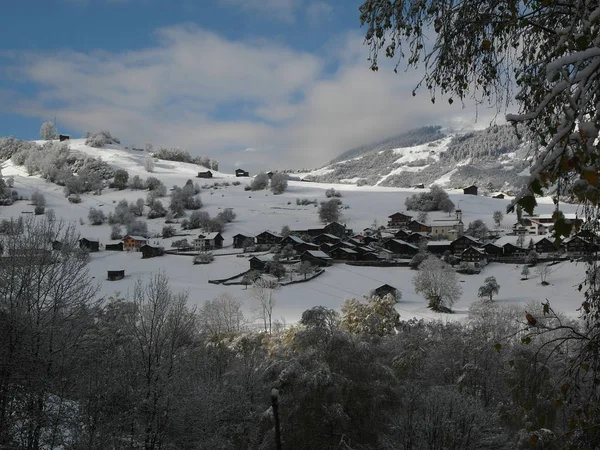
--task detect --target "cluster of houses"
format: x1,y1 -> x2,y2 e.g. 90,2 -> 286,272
79,235 -> 165,259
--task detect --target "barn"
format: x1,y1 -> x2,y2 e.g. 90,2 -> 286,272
140,244 -> 164,259
79,238 -> 100,252
105,242 -> 124,251
107,270 -> 125,281
235,169 -> 249,177
463,185 -> 478,196
197,171 -> 213,178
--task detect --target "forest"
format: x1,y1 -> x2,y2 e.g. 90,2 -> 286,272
1,218 -> 598,450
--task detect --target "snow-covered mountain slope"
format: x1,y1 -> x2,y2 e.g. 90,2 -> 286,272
0,137 -> 585,325
301,125 -> 531,194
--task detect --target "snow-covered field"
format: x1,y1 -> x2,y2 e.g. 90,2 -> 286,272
0,140 -> 587,324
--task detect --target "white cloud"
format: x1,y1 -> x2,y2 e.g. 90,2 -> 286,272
306,1 -> 333,24
3,27 -> 496,172
218,0 -> 302,22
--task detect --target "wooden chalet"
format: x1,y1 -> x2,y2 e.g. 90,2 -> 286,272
387,212 -> 412,228
492,193 -> 505,199
124,235 -> 148,251
502,242 -> 526,257
363,235 -> 380,245
59,134 -> 70,142
427,240 -> 452,255
394,229 -> 411,240
463,185 -> 478,196
565,236 -> 594,254
296,242 -> 319,253
323,222 -> 349,238
198,232 -> 224,250
280,235 -> 305,248
233,233 -> 255,248
79,238 -> 99,252
105,242 -> 124,251
197,170 -> 213,178
249,256 -> 269,271
407,220 -> 432,233
348,238 -> 365,247
313,233 -> 342,245
374,284 -> 398,299
482,243 -> 504,257
361,252 -> 381,261
235,169 -> 249,177
575,230 -> 598,243
107,270 -> 125,281
461,246 -> 487,263
141,244 -> 164,259
300,250 -> 333,267
404,232 -> 430,245
329,247 -> 359,261
383,239 -> 419,256
535,237 -> 559,254
450,235 -> 481,255
256,231 -> 282,246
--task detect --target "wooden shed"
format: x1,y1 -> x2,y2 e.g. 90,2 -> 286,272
463,185 -> 478,196
141,244 -> 164,259
79,238 -> 100,252
107,270 -> 125,281
197,170 -> 213,178
105,242 -> 124,251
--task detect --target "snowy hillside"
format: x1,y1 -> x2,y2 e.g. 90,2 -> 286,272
0,137 -> 586,326
302,124 -> 531,193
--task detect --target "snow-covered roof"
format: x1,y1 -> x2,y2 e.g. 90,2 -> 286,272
204,232 -> 222,240
431,220 -> 461,227
81,237 -> 99,243
427,240 -> 452,246
333,247 -> 358,254
390,239 -> 418,249
317,233 -> 341,240
283,235 -> 305,243
494,235 -> 550,247
462,246 -> 485,255
126,235 -> 147,241
457,235 -> 480,243
304,250 -> 333,259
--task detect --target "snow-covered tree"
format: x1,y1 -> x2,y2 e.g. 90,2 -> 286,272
250,278 -> 278,334
466,219 -> 489,239
144,156 -> 155,173
198,294 -> 245,336
40,122 -> 58,140
521,265 -> 530,280
270,172 -> 288,195
477,276 -> 500,301
413,256 -> 462,312
113,169 -> 129,190
318,198 -> 341,223
340,294 -> 400,336
296,261 -> 314,280
250,172 -> 269,191
88,207 -> 107,225
493,210 -> 504,228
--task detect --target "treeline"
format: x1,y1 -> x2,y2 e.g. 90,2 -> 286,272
0,218 -> 598,449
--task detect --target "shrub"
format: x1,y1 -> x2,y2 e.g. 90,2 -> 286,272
126,219 -> 149,237
34,205 -> 45,215
40,122 -> 58,140
232,180 -> 241,186
187,211 -> 210,230
146,177 -> 165,193
270,172 -> 289,195
194,253 -> 214,264
318,199 -> 342,223
251,172 -> 269,191
129,175 -> 145,190
68,194 -> 82,204
88,207 -> 107,225
113,169 -> 129,190
144,156 -> 155,172
162,225 -> 176,238
110,224 -> 123,240
85,130 -> 120,147
216,208 -> 236,223
147,200 -> 167,219
325,188 -> 342,198
405,185 -> 455,212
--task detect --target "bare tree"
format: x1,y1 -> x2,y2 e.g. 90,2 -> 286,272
536,264 -> 550,285
199,293 -> 245,336
297,261 -> 314,280
250,278 -> 279,334
144,156 -> 155,173
413,256 -> 462,312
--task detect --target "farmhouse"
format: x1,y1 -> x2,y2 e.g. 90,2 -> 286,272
450,235 -> 481,255
374,284 -> 398,299
249,256 -> 270,271
233,233 -> 255,248
407,220 -> 432,233
329,247 -> 359,261
295,242 -> 319,253
235,169 -> 249,177
59,134 -> 70,142
564,236 -> 594,255
313,233 -> 341,245
502,242 -> 526,257
105,242 -> 124,251
427,240 -> 452,255
387,212 -> 412,227
323,222 -> 350,238
394,229 -> 411,240
300,250 -> 333,267
482,243 -> 504,257
107,270 -> 125,281
123,235 -> 148,251
513,218 -> 551,236
79,238 -> 99,252
197,232 -> 224,250
535,237 -> 558,254
280,235 -> 305,248
383,239 -> 419,256
404,232 -> 430,245
463,185 -> 478,196
197,171 -> 213,178
141,244 -> 164,259
256,231 -> 282,246
461,246 -> 487,263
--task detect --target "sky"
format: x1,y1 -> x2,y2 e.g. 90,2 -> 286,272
0,0 -> 501,172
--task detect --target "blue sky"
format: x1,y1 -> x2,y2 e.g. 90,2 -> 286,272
0,0 -> 487,171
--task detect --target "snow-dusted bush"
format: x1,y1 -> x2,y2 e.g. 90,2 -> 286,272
318,199 -> 342,223
109,199 -> 133,225
126,219 -> 148,237
251,172 -> 269,191
1,137 -> 39,161
186,210 -> 210,230
85,130 -> 120,148
68,194 -> 81,204
205,218 -> 225,233
88,207 -> 107,225
216,208 -> 236,223
147,199 -> 167,219
270,172 -> 288,195
40,122 -> 58,140
130,198 -> 145,216
30,191 -> 46,207
153,147 -> 192,162
144,156 -> 155,173
34,205 -> 45,215
110,224 -> 123,240
146,177 -> 165,193
112,169 -> 129,190
194,253 -> 214,264
325,188 -> 342,198
405,185 -> 454,212
162,225 -> 176,238
129,175 -> 145,190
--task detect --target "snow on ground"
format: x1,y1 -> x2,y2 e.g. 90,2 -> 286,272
0,139 -> 588,325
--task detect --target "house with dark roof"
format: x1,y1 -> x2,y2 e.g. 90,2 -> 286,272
233,233 -> 255,248
235,169 -> 249,177
249,256 -> 270,271
197,232 -> 224,250
535,237 -> 559,254
329,247 -> 359,261
79,238 -> 100,252
295,242 -> 320,253
313,233 -> 342,245
197,170 -> 213,178
407,220 -> 432,233
374,284 -> 398,299
141,244 -> 164,259
427,240 -> 452,255
450,235 -> 481,255
461,246 -> 486,263
105,242 -> 124,251
482,243 -> 504,257
388,212 -> 412,227
300,250 -> 333,267
463,185 -> 478,196
107,270 -> 125,281
323,222 -> 349,238
383,239 -> 419,256
256,231 -> 282,246
280,235 -> 305,248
